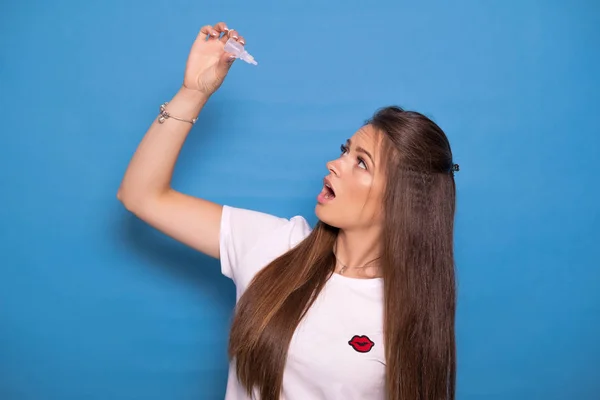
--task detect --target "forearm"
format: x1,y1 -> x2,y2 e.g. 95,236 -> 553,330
117,86 -> 209,206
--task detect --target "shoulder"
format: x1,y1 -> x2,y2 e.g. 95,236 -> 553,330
221,205 -> 311,250
220,205 -> 312,293
223,204 -> 310,235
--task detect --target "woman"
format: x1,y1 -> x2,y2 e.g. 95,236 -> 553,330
118,21 -> 459,400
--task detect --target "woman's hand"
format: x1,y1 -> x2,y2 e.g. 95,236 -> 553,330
182,22 -> 246,96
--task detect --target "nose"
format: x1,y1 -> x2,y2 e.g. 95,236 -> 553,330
326,159 -> 340,176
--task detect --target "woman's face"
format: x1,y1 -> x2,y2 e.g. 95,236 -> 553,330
315,125 -> 387,231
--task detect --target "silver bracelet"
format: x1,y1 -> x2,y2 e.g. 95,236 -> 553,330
157,102 -> 198,125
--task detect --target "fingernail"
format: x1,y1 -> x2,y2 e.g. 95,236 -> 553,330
240,40 -> 245,45
212,31 -> 218,36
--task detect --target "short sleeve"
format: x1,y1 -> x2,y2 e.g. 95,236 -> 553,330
219,205 -> 312,290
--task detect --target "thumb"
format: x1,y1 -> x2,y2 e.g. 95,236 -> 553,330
219,52 -> 237,70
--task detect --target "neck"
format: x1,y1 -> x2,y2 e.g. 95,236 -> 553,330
334,226 -> 382,278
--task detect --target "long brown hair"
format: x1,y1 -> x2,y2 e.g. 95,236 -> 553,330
228,106 -> 457,400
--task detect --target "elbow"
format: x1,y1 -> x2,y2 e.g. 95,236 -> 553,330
117,185 -> 167,214
116,185 -> 139,213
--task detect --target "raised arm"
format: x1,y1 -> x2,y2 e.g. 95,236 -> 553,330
117,22 -> 244,259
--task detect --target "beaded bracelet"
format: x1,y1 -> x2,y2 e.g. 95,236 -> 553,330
157,102 -> 198,125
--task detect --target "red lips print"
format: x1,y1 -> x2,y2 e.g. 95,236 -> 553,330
348,335 -> 375,353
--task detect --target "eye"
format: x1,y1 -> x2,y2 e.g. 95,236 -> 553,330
357,158 -> 367,170
340,143 -> 368,170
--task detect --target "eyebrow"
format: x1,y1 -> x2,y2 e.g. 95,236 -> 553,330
347,139 -> 375,167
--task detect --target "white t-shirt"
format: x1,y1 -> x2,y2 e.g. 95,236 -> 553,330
219,205 -> 386,400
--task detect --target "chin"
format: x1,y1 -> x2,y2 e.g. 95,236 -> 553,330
314,203 -> 341,229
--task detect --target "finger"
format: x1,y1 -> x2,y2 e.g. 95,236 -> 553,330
218,29 -> 235,43
237,35 -> 246,46
219,29 -> 239,43
198,25 -> 218,41
205,22 -> 227,41
214,52 -> 236,80
213,21 -> 229,34
219,51 -> 237,68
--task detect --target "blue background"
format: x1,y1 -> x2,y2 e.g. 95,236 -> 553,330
1,0 -> 599,399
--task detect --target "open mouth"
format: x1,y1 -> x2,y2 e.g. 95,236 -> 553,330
317,179 -> 336,203
323,182 -> 336,199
